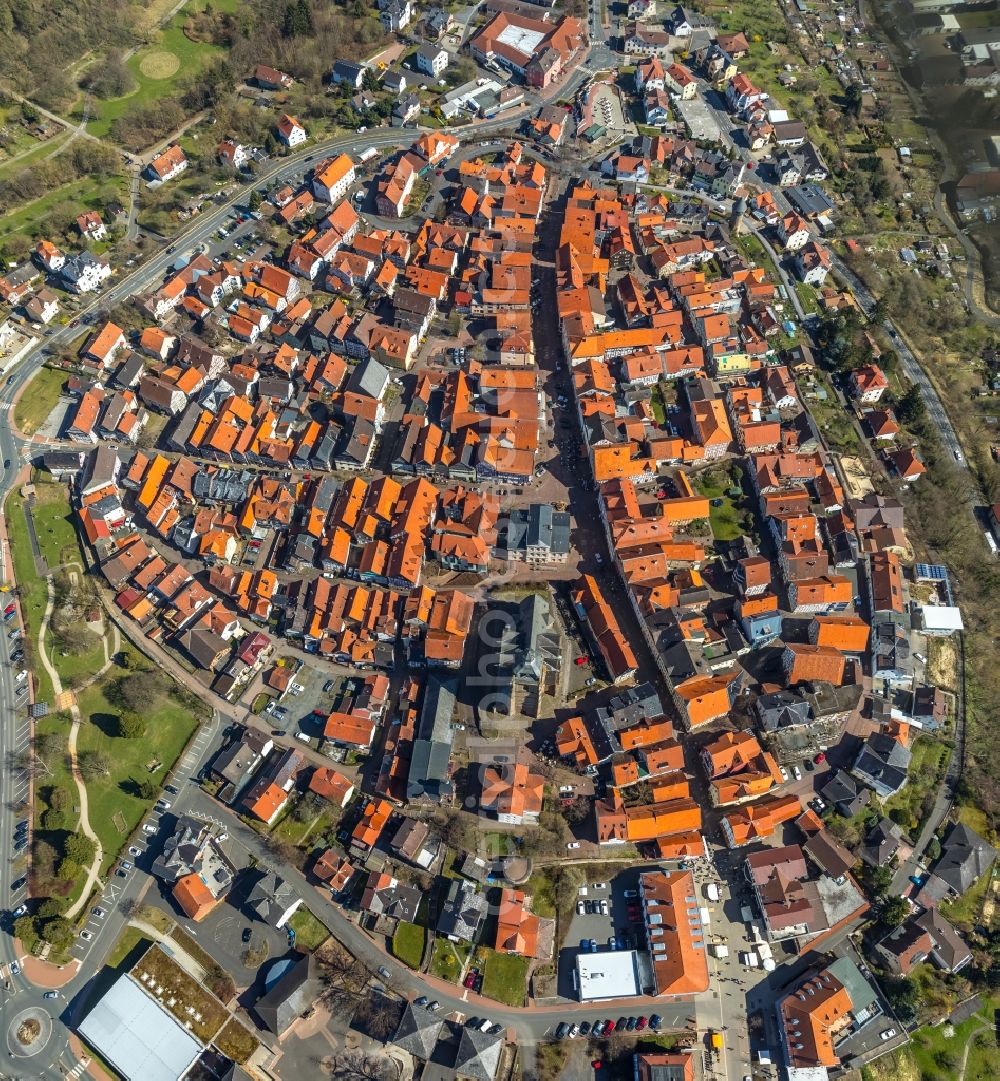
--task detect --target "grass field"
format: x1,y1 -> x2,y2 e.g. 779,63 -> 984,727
87,8 -> 226,139
0,173 -> 125,245
428,936 -> 471,981
392,921 -> 426,969
879,993 -> 1000,1081
106,926 -> 152,969
75,660 -> 200,871
0,131 -> 70,179
694,470 -> 747,543
288,906 -> 330,952
5,480 -> 81,703
479,948 -> 530,1007
13,367 -> 67,437
883,735 -> 950,837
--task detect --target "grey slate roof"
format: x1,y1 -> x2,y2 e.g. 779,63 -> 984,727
407,676 -> 457,801
254,952 -> 318,1035
437,879 -> 487,943
392,1003 -> 445,1058
860,817 -> 904,867
852,729 -> 911,798
820,769 -> 870,818
929,823 -> 998,897
755,689 -> 812,732
453,1027 -> 504,1081
347,357 -> 391,400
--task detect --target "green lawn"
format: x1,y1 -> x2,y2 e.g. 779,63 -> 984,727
883,735 -> 951,837
271,798 -> 340,850
288,906 -> 330,952
479,948 -> 530,1007
794,281 -> 821,316
87,9 -> 227,139
106,926 -> 152,969
392,921 -> 426,969
694,471 -> 748,543
75,663 -> 201,871
0,173 -> 125,245
428,936 -> 471,981
940,866 -> 994,930
0,131 -> 71,179
885,993 -> 1000,1081
13,367 -> 67,437
5,480 -> 84,704
525,871 -> 557,919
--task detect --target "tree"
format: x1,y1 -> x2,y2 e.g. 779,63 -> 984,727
78,750 -> 110,780
13,915 -> 35,942
135,779 -> 158,801
248,188 -> 263,212
561,797 -> 591,825
115,671 -> 162,714
869,865 -> 892,895
351,992 -> 403,1044
927,836 -> 942,862
64,831 -> 97,866
845,83 -> 863,120
37,898 -> 66,919
880,895 -> 909,928
883,975 -> 919,1025
56,857 -> 79,881
115,711 -> 145,739
896,384 -> 927,426
317,938 -> 373,1013
40,917 -> 74,948
330,1051 -> 395,1081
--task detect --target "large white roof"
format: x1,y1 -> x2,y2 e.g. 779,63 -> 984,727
78,974 -> 202,1081
495,23 -> 546,58
575,949 -> 642,1001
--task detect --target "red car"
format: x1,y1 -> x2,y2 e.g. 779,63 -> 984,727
574,656 -> 588,666
814,752 -> 826,764
463,973 -> 475,988
656,489 -> 667,498
591,1062 -> 602,1070
603,1020 -> 615,1033
3,604 -> 14,616
635,1017 -> 647,1031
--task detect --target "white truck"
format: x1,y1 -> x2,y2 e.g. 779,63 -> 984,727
358,146 -> 378,163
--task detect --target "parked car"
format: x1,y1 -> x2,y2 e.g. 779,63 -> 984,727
91,907 -> 105,919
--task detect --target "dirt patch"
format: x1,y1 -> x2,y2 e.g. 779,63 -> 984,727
138,50 -> 180,80
865,1049 -> 920,1081
839,456 -> 875,500
16,1019 -> 40,1045
928,638 -> 958,695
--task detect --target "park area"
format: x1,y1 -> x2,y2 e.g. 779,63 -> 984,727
86,0 -> 238,140
5,476 -> 205,950
694,465 -> 751,543
13,368 -> 67,438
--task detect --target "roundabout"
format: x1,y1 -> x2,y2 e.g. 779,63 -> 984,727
8,1006 -> 52,1058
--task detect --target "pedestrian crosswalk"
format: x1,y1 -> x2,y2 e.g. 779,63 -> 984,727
68,1060 -> 88,1078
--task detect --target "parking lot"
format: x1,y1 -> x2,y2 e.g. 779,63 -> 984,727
557,875 -> 650,997
261,662 -> 353,743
